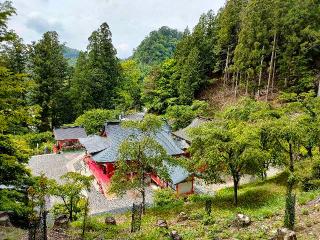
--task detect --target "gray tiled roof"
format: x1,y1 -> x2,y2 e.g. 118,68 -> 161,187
173,117 -> 209,143
91,123 -> 184,163
164,161 -> 190,185
53,126 -> 87,141
79,135 -> 109,154
121,112 -> 146,121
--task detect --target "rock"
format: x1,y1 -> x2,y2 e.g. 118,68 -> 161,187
272,228 -> 297,240
105,216 -> 116,225
53,214 -> 69,229
177,212 -> 188,222
170,230 -> 182,240
0,211 -> 12,227
156,219 -> 168,228
234,213 -> 251,227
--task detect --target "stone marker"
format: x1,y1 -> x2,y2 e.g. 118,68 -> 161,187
177,212 -> 188,222
234,213 -> 251,227
272,228 -> 297,240
156,219 -> 168,228
105,216 -> 117,225
170,230 -> 182,240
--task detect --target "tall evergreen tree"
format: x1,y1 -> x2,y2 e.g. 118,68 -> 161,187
70,22 -> 121,116
30,31 -> 68,130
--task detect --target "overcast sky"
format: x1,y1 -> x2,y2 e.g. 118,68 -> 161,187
8,0 -> 225,58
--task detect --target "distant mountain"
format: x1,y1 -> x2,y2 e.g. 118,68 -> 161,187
63,46 -> 80,66
132,26 -> 183,66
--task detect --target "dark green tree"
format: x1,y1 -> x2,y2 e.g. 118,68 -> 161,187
29,31 -> 68,130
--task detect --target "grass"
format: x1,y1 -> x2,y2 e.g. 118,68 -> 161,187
9,171 -> 314,240
0,226 -> 26,240
66,172 -> 299,239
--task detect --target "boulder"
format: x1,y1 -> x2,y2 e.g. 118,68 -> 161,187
272,228 -> 297,240
170,230 -> 182,240
0,211 -> 12,227
177,212 -> 188,222
234,214 -> 251,227
156,219 -> 168,229
53,214 -> 69,229
105,216 -> 116,225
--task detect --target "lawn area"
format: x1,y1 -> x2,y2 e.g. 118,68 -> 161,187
67,172 -> 320,240
2,172 -> 319,240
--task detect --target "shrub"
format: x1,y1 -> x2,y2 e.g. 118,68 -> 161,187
74,109 -> 120,134
301,159 -> 320,191
153,188 -> 183,209
165,105 -> 196,130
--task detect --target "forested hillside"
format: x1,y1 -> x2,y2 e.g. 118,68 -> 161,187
1,0 -> 320,239
132,26 -> 183,66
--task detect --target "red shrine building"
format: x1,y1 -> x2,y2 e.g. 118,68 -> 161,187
53,126 -> 87,153
79,114 -> 194,195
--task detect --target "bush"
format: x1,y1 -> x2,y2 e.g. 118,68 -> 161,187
166,105 -> 196,130
153,188 -> 183,209
74,109 -> 120,134
301,159 -> 320,191
188,194 -> 214,203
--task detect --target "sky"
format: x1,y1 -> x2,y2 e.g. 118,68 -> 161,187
8,0 -> 226,59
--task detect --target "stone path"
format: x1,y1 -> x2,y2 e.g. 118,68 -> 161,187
194,167 -> 282,194
28,152 -> 153,215
29,153 -> 281,215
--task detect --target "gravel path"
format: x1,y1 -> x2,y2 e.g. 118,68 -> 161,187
28,152 -> 154,215
194,167 -> 282,194
29,153 -> 282,215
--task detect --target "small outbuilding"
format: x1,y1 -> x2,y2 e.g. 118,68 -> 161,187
53,126 -> 87,153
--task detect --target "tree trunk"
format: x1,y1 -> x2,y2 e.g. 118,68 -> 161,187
69,197 -> 73,222
266,32 -> 277,101
284,142 -> 296,229
289,143 -> 294,172
234,71 -> 239,98
245,73 -> 249,95
257,46 -> 265,97
224,47 -> 230,87
141,188 -> 146,214
233,175 -> 240,206
271,51 -> 277,97
81,197 -> 89,239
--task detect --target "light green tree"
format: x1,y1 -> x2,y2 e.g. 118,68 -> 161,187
109,115 -> 171,213
50,172 -> 93,221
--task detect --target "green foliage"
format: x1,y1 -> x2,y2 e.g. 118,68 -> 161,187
165,105 -> 196,131
69,23 -> 121,117
50,172 -> 93,221
74,108 -> 119,134
153,188 -> 182,209
0,1 -> 16,42
133,26 -> 183,66
189,103 -> 264,205
117,60 -> 143,111
109,114 -> 175,210
165,100 -> 209,130
0,66 -> 40,134
142,58 -> 179,113
30,31 -> 69,130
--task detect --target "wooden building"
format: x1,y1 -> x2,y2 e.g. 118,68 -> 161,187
79,114 -> 194,195
53,126 -> 87,153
